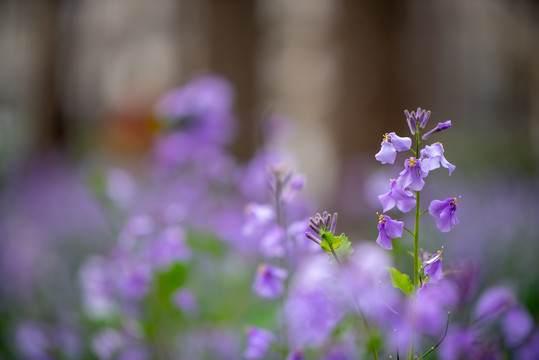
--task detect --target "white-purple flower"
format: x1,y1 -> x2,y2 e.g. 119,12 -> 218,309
252,264 -> 288,299
429,197 -> 459,232
243,327 -> 276,359
396,157 -> 429,191
423,250 -> 444,283
420,142 -> 455,175
374,132 -> 412,164
378,179 -> 416,213
259,225 -> 285,258
422,120 -> 452,140
376,214 -> 404,250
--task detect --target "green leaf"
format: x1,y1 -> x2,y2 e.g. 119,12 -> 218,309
320,232 -> 342,253
328,234 -> 354,264
388,267 -> 414,296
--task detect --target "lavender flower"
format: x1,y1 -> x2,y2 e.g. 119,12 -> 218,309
243,327 -> 276,359
396,157 -> 429,191
305,211 -> 337,246
422,120 -> 452,140
502,305 -> 533,346
404,107 -> 431,134
374,132 -> 412,164
376,214 -> 404,250
473,286 -> 516,322
259,225 -> 285,258
420,142 -> 455,175
172,288 -> 198,313
378,179 -> 416,213
252,264 -> 288,299
423,249 -> 444,283
428,197 -> 459,232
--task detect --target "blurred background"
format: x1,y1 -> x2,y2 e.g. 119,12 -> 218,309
0,0 -> 539,358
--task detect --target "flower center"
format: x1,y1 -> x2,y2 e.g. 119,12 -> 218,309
408,157 -> 417,167
378,214 -> 386,224
383,133 -> 391,142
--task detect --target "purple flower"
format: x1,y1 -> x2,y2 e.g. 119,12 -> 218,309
252,264 -> 288,299
420,142 -> 455,175
473,286 -> 516,323
404,107 -> 431,134
428,197 -> 459,232
374,132 -> 412,164
242,203 -> 275,237
423,250 -> 444,283
396,157 -> 429,191
155,75 -> 236,145
259,225 -> 285,258
376,214 -> 404,250
378,179 -> 416,213
502,305 -> 533,346
244,327 -> 276,359
305,212 -> 337,246
172,288 -> 198,313
422,120 -> 452,140
149,226 -> 191,269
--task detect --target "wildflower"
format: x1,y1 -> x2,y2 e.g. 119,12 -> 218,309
420,142 -> 455,175
428,197 -> 459,232
473,286 -> 516,323
376,214 -> 404,250
259,225 -> 285,258
172,288 -> 198,313
502,305 -> 534,346
252,264 -> 288,299
422,120 -> 452,140
243,327 -> 276,359
305,212 -> 337,247
404,107 -> 431,134
396,157 -> 429,191
423,249 -> 444,283
374,132 -> 412,164
378,179 -> 416,213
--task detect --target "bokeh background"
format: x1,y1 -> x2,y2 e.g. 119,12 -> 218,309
1,0 -> 538,358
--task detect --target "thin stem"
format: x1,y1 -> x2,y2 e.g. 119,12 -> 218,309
417,312 -> 451,359
410,131 -> 422,360
274,178 -> 288,359
420,209 -> 429,216
328,242 -> 378,360
403,227 -> 414,237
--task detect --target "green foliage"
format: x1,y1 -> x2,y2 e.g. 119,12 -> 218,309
388,267 -> 414,296
321,231 -> 342,252
328,234 -> 354,264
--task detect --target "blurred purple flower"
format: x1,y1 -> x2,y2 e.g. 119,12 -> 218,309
376,214 -> 404,250
396,157 -> 429,191
92,329 -> 124,360
252,264 -> 287,299
420,142 -> 455,175
242,203 -> 275,237
422,120 -> 452,140
473,286 -> 516,323
148,226 -> 191,269
286,348 -> 305,360
502,305 -> 533,346
155,75 -> 236,145
378,178 -> 416,213
429,197 -> 459,232
374,132 -> 412,164
15,322 -> 51,359
172,288 -> 198,313
243,327 -> 276,359
259,225 -> 285,258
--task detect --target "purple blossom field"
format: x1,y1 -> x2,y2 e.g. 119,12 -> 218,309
1,2 -> 538,360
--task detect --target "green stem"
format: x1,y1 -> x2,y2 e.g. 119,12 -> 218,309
410,132 -> 422,360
